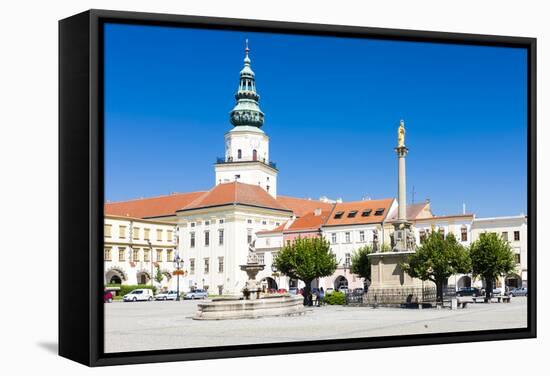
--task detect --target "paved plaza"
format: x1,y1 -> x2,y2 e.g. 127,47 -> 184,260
104,297 -> 527,353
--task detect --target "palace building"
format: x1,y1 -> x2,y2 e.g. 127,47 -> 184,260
104,43 -> 528,295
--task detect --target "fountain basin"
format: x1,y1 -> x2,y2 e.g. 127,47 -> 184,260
193,294 -> 305,320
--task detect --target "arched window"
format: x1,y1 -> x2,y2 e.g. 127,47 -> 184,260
237,149 -> 242,159
252,149 -> 257,161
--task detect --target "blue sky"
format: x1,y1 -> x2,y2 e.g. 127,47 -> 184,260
104,23 -> 527,217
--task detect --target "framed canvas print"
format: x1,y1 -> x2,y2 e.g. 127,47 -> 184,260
59,9 -> 536,366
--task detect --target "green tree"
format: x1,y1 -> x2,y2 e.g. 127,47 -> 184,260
402,232 -> 471,304
469,232 -> 516,302
274,237 -> 338,306
154,266 -> 164,285
351,245 -> 372,285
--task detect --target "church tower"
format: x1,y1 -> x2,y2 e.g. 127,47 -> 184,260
215,40 -> 278,197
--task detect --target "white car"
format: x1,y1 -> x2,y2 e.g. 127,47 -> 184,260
155,290 -> 179,301
123,289 -> 154,302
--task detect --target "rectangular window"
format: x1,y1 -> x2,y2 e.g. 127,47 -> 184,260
190,258 -> 195,274
501,231 -> 508,241
247,219 -> 252,224
334,211 -> 344,219
144,249 -> 150,262
345,232 -> 351,243
167,230 -> 173,242
119,225 -> 126,239
190,222 -> 195,228
331,233 -> 337,244
156,249 -> 163,262
190,232 -> 196,248
262,220 -> 267,225
104,248 -> 112,261
362,209 -> 372,217
461,227 -> 467,242
219,219 -> 224,224
204,258 -> 210,274
359,231 -> 365,242
132,248 -> 140,262
514,231 -> 520,241
247,228 -> 253,244
204,230 -> 210,246
374,208 -> 385,216
144,228 -> 150,240
257,253 -> 265,264
345,253 -> 351,266
218,229 -> 224,245
156,229 -> 163,241
205,220 -> 210,226
439,228 -> 445,239
218,257 -> 224,273
347,210 -> 358,218
133,227 -> 140,240
104,224 -> 112,238
166,249 -> 173,262
118,247 -> 126,261
515,254 -> 521,264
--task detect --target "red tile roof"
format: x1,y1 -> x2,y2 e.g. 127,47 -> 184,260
257,209 -> 332,235
324,198 -> 395,226
275,195 -> 333,217
179,182 -> 292,212
104,191 -> 205,219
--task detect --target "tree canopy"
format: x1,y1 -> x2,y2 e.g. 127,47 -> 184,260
350,245 -> 372,282
402,231 -> 471,303
469,232 -> 516,300
274,237 -> 338,305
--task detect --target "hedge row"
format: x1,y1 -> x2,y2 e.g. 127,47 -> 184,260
324,291 -> 346,305
105,284 -> 158,296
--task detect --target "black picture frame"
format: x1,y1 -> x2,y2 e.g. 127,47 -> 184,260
59,9 -> 537,367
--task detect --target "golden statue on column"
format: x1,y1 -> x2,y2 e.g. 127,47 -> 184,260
397,119 -> 405,148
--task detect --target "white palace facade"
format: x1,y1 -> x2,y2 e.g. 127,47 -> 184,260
104,44 -> 528,295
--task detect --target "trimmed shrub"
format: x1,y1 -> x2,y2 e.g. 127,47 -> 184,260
324,291 -> 346,305
105,284 -> 157,296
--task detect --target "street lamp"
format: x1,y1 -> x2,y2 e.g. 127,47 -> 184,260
173,253 -> 184,301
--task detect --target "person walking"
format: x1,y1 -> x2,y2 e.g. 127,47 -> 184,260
319,287 -> 325,306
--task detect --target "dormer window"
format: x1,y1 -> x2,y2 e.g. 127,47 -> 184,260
347,210 -> 358,218
374,208 -> 385,216
361,209 -> 372,217
334,211 -> 344,219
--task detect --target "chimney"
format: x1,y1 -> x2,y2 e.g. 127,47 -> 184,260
314,208 -> 322,216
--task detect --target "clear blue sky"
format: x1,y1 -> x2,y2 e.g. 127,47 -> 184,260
104,23 -> 527,217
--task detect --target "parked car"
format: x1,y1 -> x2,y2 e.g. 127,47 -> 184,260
103,290 -> 113,303
123,289 -> 154,302
277,288 -> 288,294
509,287 -> 528,297
288,287 -> 298,295
325,288 -> 335,295
184,289 -> 208,300
456,287 -> 482,297
353,288 -> 365,295
155,290 -> 179,301
492,288 -> 503,296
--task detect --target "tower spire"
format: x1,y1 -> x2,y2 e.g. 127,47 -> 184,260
229,40 -> 264,128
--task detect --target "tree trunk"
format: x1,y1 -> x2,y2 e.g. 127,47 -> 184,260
303,280 -> 312,306
436,280 -> 444,306
485,277 -> 492,303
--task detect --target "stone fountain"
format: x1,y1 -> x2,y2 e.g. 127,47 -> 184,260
193,242 -> 305,320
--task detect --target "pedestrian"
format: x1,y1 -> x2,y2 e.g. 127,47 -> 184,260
311,291 -> 317,306
319,287 -> 325,306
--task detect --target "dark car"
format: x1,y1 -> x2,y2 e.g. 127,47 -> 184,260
456,287 -> 481,297
104,290 -> 113,303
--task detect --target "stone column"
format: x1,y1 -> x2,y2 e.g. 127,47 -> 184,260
397,146 -> 408,221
